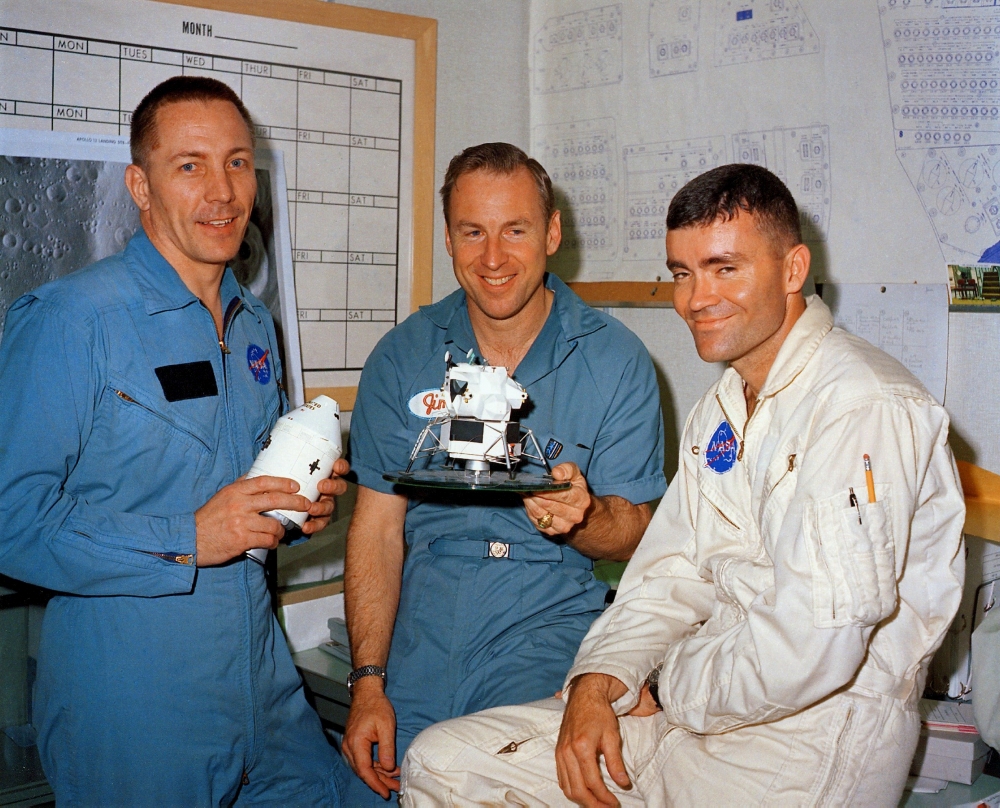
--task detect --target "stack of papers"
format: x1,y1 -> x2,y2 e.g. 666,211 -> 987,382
910,699 -> 990,786
921,699 -> 979,734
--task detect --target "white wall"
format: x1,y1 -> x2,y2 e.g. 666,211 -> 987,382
946,311 -> 1000,475
611,307 -> 724,481
330,0 -> 532,301
615,306 -> 1000,482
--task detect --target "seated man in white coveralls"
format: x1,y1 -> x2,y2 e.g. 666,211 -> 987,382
401,163 -> 967,807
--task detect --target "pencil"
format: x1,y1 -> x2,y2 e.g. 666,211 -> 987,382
864,454 -> 876,503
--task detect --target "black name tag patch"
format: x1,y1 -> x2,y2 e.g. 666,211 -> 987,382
155,361 -> 219,402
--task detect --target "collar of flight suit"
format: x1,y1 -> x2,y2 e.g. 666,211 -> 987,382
124,229 -> 245,319
418,273 -> 607,385
716,294 -> 833,421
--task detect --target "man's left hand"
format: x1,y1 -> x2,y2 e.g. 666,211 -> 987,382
301,457 -> 351,535
523,462 -> 591,536
626,683 -> 662,718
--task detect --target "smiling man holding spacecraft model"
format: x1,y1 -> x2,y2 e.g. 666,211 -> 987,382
0,76 -> 348,806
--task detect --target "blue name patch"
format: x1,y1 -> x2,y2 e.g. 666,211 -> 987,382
704,420 -> 738,474
247,344 -> 271,385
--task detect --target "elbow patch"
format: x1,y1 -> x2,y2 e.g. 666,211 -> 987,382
804,487 -> 897,628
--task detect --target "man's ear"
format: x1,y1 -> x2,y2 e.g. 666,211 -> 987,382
444,220 -> 454,258
124,164 -> 151,213
784,242 -> 811,295
546,209 -> 562,256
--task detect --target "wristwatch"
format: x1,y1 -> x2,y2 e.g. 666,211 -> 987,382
347,665 -> 386,696
646,663 -> 664,709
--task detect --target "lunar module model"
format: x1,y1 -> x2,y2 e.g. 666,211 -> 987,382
383,351 -> 569,492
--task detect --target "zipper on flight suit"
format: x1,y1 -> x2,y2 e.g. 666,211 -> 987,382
816,704 -> 855,804
715,393 -> 759,462
715,393 -> 757,463
763,454 -> 798,501
496,739 -> 535,754
218,295 -> 264,772
112,390 -> 212,452
111,390 -> 202,565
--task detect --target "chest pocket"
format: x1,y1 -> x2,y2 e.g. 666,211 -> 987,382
105,372 -> 213,454
695,480 -> 743,540
759,447 -> 800,546
804,485 -> 897,629
80,376 -> 214,507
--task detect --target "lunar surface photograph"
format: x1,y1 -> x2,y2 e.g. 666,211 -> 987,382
0,156 -> 284,353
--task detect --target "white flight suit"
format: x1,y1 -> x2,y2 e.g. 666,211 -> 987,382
402,296 -> 966,807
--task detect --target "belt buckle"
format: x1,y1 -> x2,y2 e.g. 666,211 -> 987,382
487,541 -> 510,559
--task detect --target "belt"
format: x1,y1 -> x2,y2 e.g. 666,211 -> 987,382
427,538 -> 594,570
850,666 -> 916,703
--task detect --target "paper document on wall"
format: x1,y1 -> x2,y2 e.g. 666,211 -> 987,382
826,283 -> 949,404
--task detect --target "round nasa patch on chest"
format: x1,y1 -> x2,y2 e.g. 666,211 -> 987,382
247,344 -> 271,385
704,420 -> 738,474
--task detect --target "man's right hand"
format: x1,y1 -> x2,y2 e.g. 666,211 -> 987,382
194,475 -> 312,567
555,673 -> 632,808
342,678 -> 400,798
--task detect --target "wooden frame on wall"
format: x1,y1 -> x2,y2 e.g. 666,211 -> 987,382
161,0 -> 437,411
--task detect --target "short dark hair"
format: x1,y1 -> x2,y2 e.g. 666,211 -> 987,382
130,76 -> 255,168
440,143 -> 556,225
666,163 -> 802,251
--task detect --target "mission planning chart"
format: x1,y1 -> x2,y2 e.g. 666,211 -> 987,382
529,0 -> 999,285
0,0 -> 416,393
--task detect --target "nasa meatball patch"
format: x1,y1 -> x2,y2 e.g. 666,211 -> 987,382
247,344 -> 271,385
704,420 -> 738,474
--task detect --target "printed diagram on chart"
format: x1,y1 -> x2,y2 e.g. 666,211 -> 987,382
648,0 -> 700,77
880,0 -> 1000,142
897,145 -> 1000,260
533,4 -> 622,94
732,124 -> 831,241
622,136 -> 727,263
879,0 -> 1000,262
533,118 -> 617,265
714,0 -> 819,66
0,24 -> 402,385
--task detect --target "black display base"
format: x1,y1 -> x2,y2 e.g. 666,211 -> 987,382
383,469 -> 571,493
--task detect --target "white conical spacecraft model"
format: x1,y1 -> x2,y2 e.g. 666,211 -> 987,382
384,351 -> 568,492
244,395 -> 343,563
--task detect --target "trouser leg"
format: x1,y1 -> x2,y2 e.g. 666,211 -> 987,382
401,698 -> 650,808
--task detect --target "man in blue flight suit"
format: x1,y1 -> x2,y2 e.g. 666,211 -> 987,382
0,77 -> 347,806
340,143 -> 667,802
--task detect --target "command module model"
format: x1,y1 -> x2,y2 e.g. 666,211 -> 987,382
383,351 -> 569,492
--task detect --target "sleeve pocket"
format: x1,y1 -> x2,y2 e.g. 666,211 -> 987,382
804,487 -> 897,629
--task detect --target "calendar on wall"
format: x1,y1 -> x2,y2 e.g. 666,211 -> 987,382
0,0 -> 436,407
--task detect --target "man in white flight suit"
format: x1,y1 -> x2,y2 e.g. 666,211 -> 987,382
400,164 -> 967,807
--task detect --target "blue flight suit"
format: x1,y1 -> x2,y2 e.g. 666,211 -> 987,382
344,273 -> 666,803
0,232 -> 343,807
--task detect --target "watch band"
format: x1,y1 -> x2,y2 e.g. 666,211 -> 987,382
646,663 -> 664,710
347,665 -> 386,696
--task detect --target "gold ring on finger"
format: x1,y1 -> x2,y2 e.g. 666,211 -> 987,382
537,512 -> 554,530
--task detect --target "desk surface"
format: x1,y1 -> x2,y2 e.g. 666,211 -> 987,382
293,646 -> 352,729
901,774 -> 1000,807
293,647 -> 351,698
